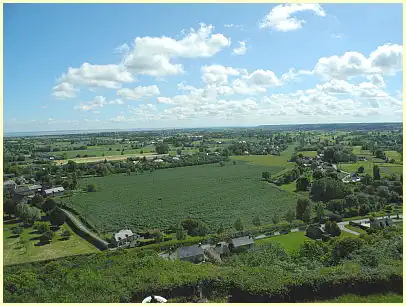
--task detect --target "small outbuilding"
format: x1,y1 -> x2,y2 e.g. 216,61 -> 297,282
230,236 -> 254,252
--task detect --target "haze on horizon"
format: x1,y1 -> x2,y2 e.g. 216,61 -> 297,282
4,3 -> 403,133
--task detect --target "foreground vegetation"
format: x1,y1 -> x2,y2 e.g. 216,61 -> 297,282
4,226 -> 402,303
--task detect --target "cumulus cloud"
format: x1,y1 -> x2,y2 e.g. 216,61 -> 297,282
242,69 -> 281,87
75,96 -> 124,112
201,65 -> 240,85
122,23 -> 231,77
314,43 -> 403,80
117,85 -> 160,100
259,4 -> 326,32
57,63 -> 134,90
52,82 -> 78,99
232,41 -> 247,55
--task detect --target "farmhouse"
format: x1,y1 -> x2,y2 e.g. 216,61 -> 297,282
370,218 -> 394,229
214,241 -> 230,256
306,225 -> 325,240
3,180 -> 17,191
15,184 -> 42,197
111,229 -> 139,248
171,245 -> 204,263
42,186 -> 65,197
230,236 -> 254,251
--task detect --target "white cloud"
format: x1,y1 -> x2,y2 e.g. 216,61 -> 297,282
314,43 -> 403,80
117,85 -> 160,100
369,43 -> 403,75
224,24 -> 245,30
114,43 -> 130,54
58,62 -> 134,90
52,82 -> 78,99
201,65 -> 240,85
232,41 -> 247,55
122,23 -> 231,77
242,69 -> 281,87
281,68 -> 313,83
259,4 -> 326,32
75,96 -> 125,112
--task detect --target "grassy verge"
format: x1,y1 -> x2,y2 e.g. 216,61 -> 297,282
317,292 -> 402,303
344,224 -> 366,234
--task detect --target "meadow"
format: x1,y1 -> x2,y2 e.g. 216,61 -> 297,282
255,231 -> 311,253
3,218 -> 98,265
66,162 -> 298,234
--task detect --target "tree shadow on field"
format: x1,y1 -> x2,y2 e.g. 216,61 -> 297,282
8,234 -> 19,239
4,219 -> 19,225
35,241 -> 50,247
29,236 -> 41,241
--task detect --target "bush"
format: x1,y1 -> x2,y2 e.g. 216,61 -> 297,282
40,230 -> 55,243
87,184 -> 96,192
12,227 -> 23,236
33,221 -> 50,234
61,230 -> 72,240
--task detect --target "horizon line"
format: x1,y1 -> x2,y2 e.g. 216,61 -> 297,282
4,121 -> 403,137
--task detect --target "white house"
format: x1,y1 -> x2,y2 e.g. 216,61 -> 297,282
112,229 -> 139,248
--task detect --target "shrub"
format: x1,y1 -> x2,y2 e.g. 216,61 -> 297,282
87,184 -> 96,192
61,230 -> 72,240
33,221 -> 50,234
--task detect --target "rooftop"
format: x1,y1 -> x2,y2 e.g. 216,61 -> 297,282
231,236 -> 254,248
178,245 -> 204,258
114,229 -> 134,241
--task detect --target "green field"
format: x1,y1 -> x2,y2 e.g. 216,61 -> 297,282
3,218 -> 98,265
318,292 -> 402,303
338,161 -> 402,177
255,231 -> 311,253
297,150 -> 318,157
385,150 -> 402,162
67,162 -> 298,233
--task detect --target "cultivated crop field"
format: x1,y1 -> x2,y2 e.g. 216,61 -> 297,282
67,162 -> 298,233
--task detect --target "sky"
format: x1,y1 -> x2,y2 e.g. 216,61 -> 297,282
4,3 -> 403,132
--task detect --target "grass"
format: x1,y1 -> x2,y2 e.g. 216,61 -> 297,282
338,160 -> 402,177
317,292 -> 402,303
255,231 -> 311,253
55,152 -> 161,164
3,218 -> 99,266
352,146 -> 373,156
67,162 -> 298,234
344,224 -> 366,234
385,150 -> 402,162
297,150 -> 318,157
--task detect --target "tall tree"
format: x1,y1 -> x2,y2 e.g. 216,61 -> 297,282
373,165 -> 381,181
296,198 -> 311,221
285,209 -> 295,224
176,223 -> 186,241
252,215 -> 261,226
234,218 -> 244,231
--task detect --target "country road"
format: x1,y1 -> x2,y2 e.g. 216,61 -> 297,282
61,208 -> 109,249
255,215 -> 403,239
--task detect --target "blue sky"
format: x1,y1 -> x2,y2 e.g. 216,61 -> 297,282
4,3 -> 403,132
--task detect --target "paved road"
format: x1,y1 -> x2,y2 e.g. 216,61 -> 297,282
255,215 -> 402,239
61,208 -> 109,248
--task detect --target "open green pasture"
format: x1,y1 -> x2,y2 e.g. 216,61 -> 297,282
3,218 -> 98,266
67,162 -> 298,234
255,231 -> 311,253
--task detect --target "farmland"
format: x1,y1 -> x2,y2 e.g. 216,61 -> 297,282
66,162 -> 298,234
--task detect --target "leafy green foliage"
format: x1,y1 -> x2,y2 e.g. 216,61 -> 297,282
68,163 -> 296,233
